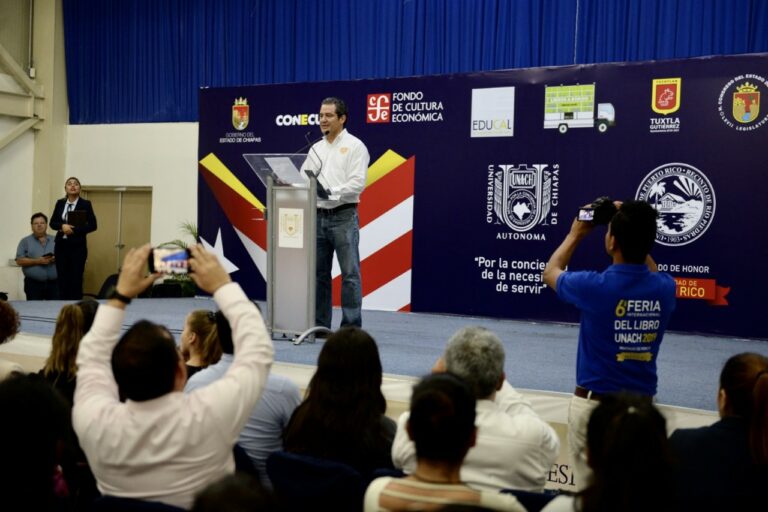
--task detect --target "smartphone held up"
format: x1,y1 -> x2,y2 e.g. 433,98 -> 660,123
148,247 -> 191,275
577,207 -> 595,222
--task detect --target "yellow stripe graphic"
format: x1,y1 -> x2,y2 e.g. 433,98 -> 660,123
199,153 -> 265,211
367,149 -> 406,187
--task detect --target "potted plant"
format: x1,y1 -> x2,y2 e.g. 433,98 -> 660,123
155,221 -> 198,297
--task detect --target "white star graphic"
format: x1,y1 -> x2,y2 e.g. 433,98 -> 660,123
200,228 -> 239,274
233,226 -> 267,279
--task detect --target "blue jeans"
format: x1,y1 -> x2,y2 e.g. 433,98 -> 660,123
316,206 -> 362,329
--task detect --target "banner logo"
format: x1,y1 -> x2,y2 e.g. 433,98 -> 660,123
543,84 -> 615,133
275,113 -> 319,126
367,93 -> 391,123
471,87 -> 515,137
652,78 -> 681,115
365,91 -> 444,123
636,163 -> 716,246
232,98 -> 249,130
488,164 -> 556,234
733,82 -> 760,123
718,74 -> 768,131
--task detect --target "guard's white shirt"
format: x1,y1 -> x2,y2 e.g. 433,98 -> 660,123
301,128 -> 369,208
72,283 -> 274,509
391,381 -> 560,492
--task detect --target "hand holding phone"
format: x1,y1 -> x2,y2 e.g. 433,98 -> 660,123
148,247 -> 191,275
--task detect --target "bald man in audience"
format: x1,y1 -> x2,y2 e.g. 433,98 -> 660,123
72,244 -> 273,509
392,326 -> 560,492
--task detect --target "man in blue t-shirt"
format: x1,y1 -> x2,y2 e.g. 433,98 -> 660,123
542,200 -> 676,490
15,213 -> 58,300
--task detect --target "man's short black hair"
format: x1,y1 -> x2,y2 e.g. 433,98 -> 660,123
111,320 -> 179,401
610,200 -> 658,264
408,373 -> 476,464
321,97 -> 348,125
31,212 -> 48,224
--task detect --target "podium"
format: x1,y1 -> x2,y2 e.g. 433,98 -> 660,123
243,154 -> 328,344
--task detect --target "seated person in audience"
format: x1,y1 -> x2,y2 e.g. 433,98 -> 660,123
191,473 -> 278,512
39,299 -> 100,507
40,303 -> 86,405
365,373 -> 525,512
0,373 -> 72,511
0,300 -> 24,380
541,393 -> 675,512
186,309 -> 301,487
179,309 -> 222,379
283,327 -> 396,477
72,244 -> 274,509
392,326 -> 559,492
668,352 -> 768,508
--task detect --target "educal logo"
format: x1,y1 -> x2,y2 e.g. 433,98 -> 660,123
486,164 -> 559,240
636,163 -> 716,246
471,87 -> 515,138
717,74 -> 768,131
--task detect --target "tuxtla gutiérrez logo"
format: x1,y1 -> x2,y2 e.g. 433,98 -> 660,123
650,78 -> 681,133
636,163 -> 716,246
486,164 -> 559,240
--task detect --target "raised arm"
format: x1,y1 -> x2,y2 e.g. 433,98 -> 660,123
542,216 -> 594,290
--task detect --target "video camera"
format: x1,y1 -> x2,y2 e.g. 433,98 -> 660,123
577,196 -> 618,225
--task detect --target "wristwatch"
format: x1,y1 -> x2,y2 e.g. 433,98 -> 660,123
107,288 -> 132,305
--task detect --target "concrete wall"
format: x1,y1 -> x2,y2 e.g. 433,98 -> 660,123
0,115 -> 34,299
1,121 -> 198,299
66,122 -> 199,247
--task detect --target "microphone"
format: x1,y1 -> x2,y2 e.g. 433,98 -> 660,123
304,130 -> 331,199
292,130 -> 325,157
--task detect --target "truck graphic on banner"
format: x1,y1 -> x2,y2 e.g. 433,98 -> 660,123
543,84 -> 615,133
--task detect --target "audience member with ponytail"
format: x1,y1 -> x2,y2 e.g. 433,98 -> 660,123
179,309 -> 222,380
669,352 -> 768,507
542,393 -> 675,512
41,304 -> 85,405
39,299 -> 98,405
39,299 -> 101,507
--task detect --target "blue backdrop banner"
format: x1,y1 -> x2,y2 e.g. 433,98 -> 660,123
198,53 -> 768,339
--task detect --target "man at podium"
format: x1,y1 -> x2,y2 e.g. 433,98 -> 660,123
301,97 -> 370,330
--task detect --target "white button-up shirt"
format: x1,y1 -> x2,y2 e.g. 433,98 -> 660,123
73,283 -> 274,509
301,128 -> 369,208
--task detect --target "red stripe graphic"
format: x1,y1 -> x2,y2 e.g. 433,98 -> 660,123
359,156 -> 415,228
332,231 -> 413,304
200,164 -> 266,247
